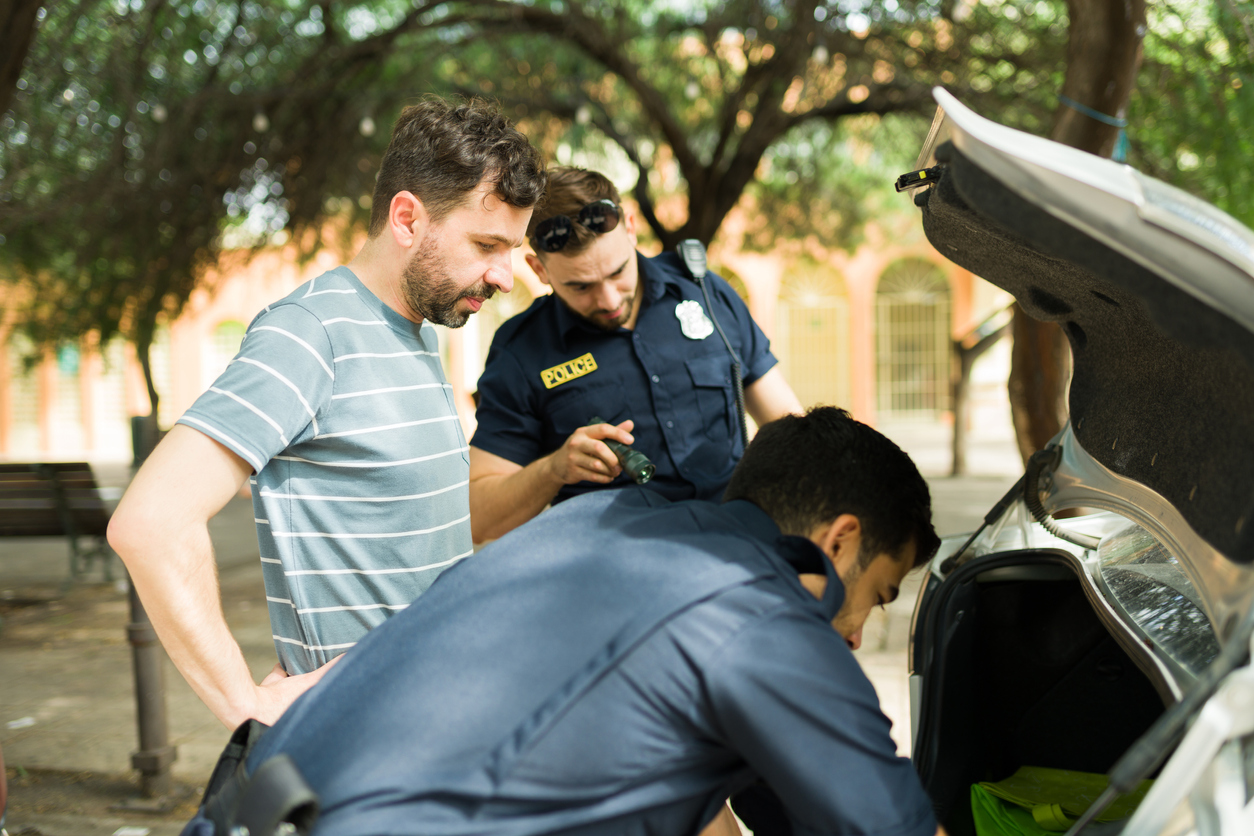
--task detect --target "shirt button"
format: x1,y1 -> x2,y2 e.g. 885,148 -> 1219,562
666,420 -> 674,428
651,375 -> 660,383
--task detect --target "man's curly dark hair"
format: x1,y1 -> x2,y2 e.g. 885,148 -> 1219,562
369,97 -> 546,236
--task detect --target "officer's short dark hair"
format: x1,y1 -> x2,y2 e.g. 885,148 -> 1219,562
724,407 -> 939,568
368,97 -> 547,237
528,167 -> 622,258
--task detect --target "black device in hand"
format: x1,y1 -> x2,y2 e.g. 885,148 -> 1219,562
587,416 -> 655,485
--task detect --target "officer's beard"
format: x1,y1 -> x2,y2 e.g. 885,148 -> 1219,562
578,290 -> 638,332
401,232 -> 495,329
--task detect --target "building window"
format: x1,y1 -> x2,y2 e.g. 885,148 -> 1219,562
876,259 -> 951,419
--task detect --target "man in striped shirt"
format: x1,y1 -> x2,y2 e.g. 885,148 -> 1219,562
108,98 -> 546,729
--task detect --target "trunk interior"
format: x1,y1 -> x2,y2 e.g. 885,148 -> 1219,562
911,549 -> 1168,836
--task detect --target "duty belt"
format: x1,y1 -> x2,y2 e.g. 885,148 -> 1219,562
186,719 -> 320,836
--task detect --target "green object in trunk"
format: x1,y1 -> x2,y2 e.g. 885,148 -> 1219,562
971,765 -> 1154,835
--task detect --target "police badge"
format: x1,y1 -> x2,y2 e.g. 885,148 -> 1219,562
675,300 -> 714,340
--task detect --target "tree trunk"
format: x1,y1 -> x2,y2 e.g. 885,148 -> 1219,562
0,0 -> 42,117
136,328 -> 161,420
130,325 -> 163,466
1009,308 -> 1071,464
953,312 -> 1012,474
1007,0 -> 1146,464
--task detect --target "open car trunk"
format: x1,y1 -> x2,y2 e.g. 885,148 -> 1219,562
910,548 -> 1167,836
901,89 -> 1254,836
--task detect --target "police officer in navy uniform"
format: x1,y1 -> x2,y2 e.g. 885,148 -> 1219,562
469,167 -> 803,542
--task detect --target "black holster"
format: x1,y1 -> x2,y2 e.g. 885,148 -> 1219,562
185,719 -> 320,836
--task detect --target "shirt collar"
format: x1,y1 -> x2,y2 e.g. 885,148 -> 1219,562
721,499 -> 846,620
720,499 -> 780,544
639,251 -> 684,304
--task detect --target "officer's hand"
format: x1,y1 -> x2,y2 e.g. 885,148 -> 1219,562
547,419 -> 635,486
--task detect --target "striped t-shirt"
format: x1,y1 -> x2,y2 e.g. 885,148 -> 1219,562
179,266 -> 472,674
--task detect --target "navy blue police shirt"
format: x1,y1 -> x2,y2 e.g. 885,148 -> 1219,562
238,488 -> 937,836
471,251 -> 778,502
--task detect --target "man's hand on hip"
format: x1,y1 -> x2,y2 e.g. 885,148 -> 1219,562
249,655 -> 344,726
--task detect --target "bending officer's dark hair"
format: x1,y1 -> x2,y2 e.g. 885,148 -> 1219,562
724,407 -> 939,568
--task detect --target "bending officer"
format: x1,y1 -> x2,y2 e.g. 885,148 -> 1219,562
185,407 -> 944,836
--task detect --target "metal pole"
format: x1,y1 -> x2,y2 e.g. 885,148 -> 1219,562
126,572 -> 177,797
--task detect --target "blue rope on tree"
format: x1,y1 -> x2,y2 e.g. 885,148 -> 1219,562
1058,94 -> 1130,163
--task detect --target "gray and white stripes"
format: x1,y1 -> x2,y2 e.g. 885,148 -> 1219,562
178,267 -> 473,674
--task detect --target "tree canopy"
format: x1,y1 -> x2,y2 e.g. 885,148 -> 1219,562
434,0 -> 1072,249
0,0 -> 440,407
1,0 -> 1249,414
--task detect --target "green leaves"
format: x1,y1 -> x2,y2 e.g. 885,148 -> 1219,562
2,0 -> 1249,396
1128,0 -> 1254,228
0,0 -> 441,396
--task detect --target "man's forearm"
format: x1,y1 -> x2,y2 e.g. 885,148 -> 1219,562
745,367 -> 805,427
469,455 -> 565,542
108,425 -> 277,728
118,525 -> 261,728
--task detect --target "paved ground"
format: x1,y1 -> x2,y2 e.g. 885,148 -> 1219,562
0,423 -> 1021,834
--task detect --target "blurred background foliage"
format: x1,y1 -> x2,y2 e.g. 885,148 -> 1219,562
1130,0 -> 1253,227
0,0 -> 1249,409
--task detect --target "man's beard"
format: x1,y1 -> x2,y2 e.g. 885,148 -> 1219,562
573,291 -> 637,332
401,234 -> 494,328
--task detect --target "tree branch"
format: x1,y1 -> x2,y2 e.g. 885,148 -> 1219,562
461,0 -> 700,179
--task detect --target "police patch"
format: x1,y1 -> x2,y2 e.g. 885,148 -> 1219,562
540,353 -> 598,389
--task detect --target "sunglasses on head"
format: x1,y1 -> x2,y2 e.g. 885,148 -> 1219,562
532,199 -> 621,253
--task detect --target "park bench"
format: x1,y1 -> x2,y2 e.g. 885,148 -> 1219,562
0,462 -> 116,584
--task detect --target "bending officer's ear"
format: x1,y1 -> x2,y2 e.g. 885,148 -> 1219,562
811,514 -> 863,578
389,190 -> 430,249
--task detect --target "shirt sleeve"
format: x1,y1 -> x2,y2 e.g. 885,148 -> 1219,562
708,273 -> 778,386
176,304 -> 335,472
705,610 -> 937,836
470,343 -> 546,467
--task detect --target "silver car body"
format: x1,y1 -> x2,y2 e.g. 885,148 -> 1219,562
908,90 -> 1254,836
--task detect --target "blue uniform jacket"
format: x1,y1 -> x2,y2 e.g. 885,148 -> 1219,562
237,489 -> 938,836
471,251 -> 778,502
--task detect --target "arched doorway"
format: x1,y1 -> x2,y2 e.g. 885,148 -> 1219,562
775,258 -> 851,412
875,259 -> 951,420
